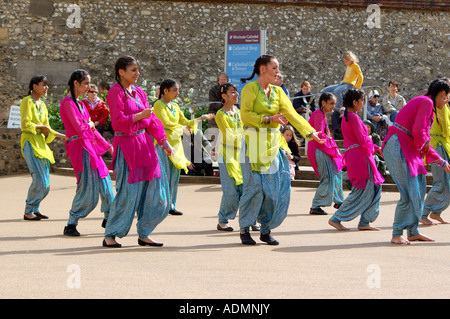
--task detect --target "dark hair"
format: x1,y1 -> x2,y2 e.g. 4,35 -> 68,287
388,80 -> 399,89
68,69 -> 89,111
159,78 -> 178,99
114,55 -> 140,83
28,75 -> 48,96
318,92 -> 336,112
240,55 -> 276,83
342,88 -> 365,121
425,78 -> 450,124
219,82 -> 237,104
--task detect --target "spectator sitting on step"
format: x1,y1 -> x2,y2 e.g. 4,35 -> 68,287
293,80 -> 317,118
381,80 -> 407,123
82,84 -> 110,136
281,124 -> 301,180
367,89 -> 392,133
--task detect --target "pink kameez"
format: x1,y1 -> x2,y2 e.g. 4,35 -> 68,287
382,95 -> 441,176
341,112 -> 384,189
106,83 -> 168,183
307,110 -> 343,177
60,96 -> 112,183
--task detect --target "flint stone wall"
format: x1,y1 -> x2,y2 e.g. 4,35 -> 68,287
0,0 -> 448,175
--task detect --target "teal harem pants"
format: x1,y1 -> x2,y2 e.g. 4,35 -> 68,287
238,142 -> 291,234
67,149 -> 114,226
22,141 -> 50,215
104,146 -> 170,240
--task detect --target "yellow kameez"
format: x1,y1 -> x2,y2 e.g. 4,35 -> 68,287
429,104 -> 450,156
240,80 -> 315,172
153,99 -> 196,173
215,107 -> 243,185
20,96 -> 57,164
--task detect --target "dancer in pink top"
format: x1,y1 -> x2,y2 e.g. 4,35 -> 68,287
329,89 -> 384,231
383,79 -> 450,245
103,56 -> 174,248
307,92 -> 344,215
60,70 -> 114,236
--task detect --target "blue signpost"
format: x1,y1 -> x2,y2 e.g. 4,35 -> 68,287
224,30 -> 266,103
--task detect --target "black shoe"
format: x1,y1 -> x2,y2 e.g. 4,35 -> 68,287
101,219 -> 107,228
260,231 -> 279,245
138,238 -> 163,247
217,223 -> 233,231
240,231 -> 256,245
309,207 -> 327,215
333,203 -> 342,209
63,224 -> 80,236
102,239 -> 121,248
169,209 -> 183,216
24,214 -> 41,221
35,212 -> 49,219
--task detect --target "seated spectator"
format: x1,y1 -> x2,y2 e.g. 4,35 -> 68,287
82,84 -> 109,136
281,125 -> 301,180
273,73 -> 290,98
363,120 -> 386,176
293,80 -> 317,118
366,90 -> 392,139
182,127 -> 216,176
98,81 -> 110,97
207,72 -> 229,129
381,80 -> 407,123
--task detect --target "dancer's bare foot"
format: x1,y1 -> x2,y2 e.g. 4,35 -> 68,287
420,217 -> 437,225
328,219 -> 350,231
391,236 -> 410,245
407,233 -> 435,242
358,225 -> 380,231
430,213 -> 450,224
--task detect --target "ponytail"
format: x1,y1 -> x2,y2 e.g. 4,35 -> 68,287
240,54 -> 276,83
28,75 -> 48,96
426,78 -> 450,125
68,69 -> 89,111
159,78 -> 178,99
342,88 -> 365,122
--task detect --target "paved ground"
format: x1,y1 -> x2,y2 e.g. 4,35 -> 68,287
1,173 -> 450,300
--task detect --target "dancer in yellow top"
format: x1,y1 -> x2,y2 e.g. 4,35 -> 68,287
153,78 -> 214,215
215,82 -> 244,231
20,75 -> 67,220
422,78 -> 450,225
238,55 -> 325,245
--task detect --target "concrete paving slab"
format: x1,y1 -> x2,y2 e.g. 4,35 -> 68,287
1,173 -> 450,299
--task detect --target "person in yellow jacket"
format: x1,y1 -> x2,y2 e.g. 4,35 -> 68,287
20,75 -> 67,220
153,79 -> 214,215
422,78 -> 450,225
238,55 -> 325,245
323,51 -> 364,138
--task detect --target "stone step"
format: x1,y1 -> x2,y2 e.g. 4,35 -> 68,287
51,165 -> 433,193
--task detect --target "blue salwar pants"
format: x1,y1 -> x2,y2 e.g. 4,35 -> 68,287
329,160 -> 381,227
67,149 -> 114,226
22,141 -> 50,215
104,146 -> 170,239
423,143 -> 450,218
156,145 -> 180,211
311,149 -> 344,209
239,143 -> 291,234
384,134 -> 427,237
217,154 -> 243,224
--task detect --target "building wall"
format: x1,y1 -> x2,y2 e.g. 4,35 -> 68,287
0,0 -> 448,175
